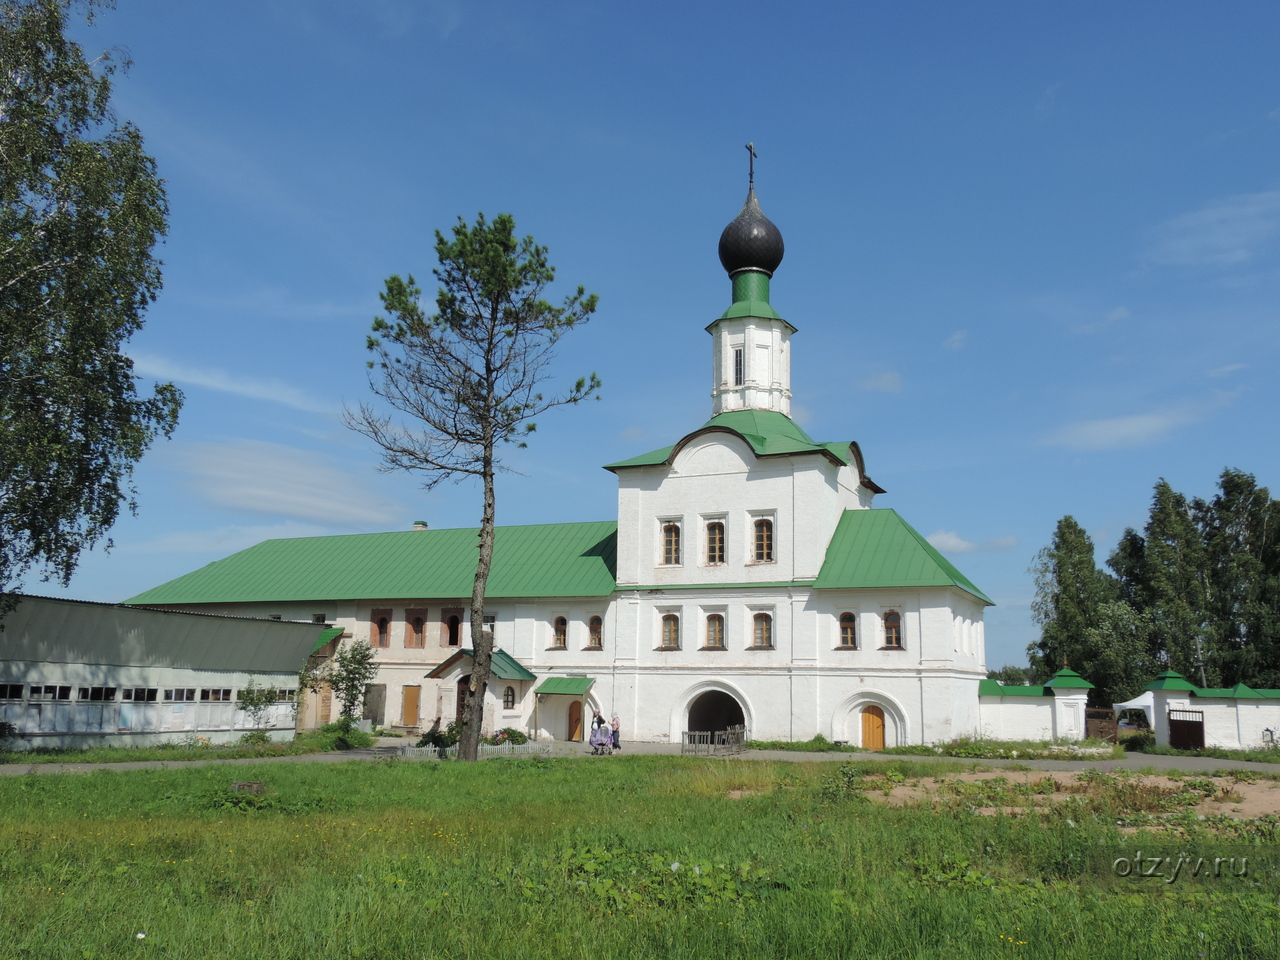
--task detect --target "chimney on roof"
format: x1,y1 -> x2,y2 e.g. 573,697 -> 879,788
412,520 -> 429,531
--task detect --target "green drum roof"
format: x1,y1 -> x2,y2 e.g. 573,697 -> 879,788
812,510 -> 992,604
603,410 -> 866,474
126,521 -> 618,605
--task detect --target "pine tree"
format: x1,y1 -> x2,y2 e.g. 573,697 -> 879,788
1141,480 -> 1210,685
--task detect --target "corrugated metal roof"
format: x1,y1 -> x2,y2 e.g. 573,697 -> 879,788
812,509 -> 993,604
2,594 -> 325,674
125,521 -> 618,605
536,676 -> 595,695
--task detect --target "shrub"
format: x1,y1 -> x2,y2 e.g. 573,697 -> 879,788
238,729 -> 272,746
484,727 -> 529,746
417,720 -> 460,749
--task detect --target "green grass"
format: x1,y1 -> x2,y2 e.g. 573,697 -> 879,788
1123,733 -> 1280,765
0,723 -> 375,765
1,756 -> 1277,959
882,737 -> 1126,760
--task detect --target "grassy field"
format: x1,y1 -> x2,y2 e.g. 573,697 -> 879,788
2,756 -> 1277,959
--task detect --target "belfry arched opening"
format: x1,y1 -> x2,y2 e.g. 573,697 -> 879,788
687,690 -> 745,733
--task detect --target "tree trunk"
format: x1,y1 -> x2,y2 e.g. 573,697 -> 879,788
457,440 -> 496,762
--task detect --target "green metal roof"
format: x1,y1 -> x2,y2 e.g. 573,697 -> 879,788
426,648 -> 536,681
1143,672 -> 1280,699
311,626 -> 344,654
603,411 -> 855,471
535,676 -> 595,696
1045,668 -> 1095,689
812,510 -> 993,605
978,678 -> 1049,698
125,521 -> 618,605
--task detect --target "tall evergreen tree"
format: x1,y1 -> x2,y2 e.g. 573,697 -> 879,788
1140,480 -> 1210,685
1027,516 -> 1117,694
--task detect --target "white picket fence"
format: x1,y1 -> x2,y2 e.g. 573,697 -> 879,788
399,738 -> 551,760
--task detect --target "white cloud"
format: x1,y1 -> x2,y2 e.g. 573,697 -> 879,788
1041,398 -> 1230,451
619,426 -> 647,440
132,353 -> 334,414
790,402 -> 814,426
131,522 -> 332,554
943,330 -> 968,351
1207,363 -> 1246,378
1105,306 -> 1130,322
926,530 -> 1018,554
856,371 -> 903,393
174,439 -> 403,526
1144,190 -> 1280,268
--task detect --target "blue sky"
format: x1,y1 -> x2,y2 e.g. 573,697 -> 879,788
37,1 -> 1280,670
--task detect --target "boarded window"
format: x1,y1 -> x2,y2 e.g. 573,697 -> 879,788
404,608 -> 429,648
370,608 -> 392,648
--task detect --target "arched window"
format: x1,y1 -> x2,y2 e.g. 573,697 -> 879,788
376,617 -> 389,648
839,613 -> 857,649
503,686 -> 516,710
661,614 -> 680,649
662,523 -> 681,565
705,614 -> 724,649
588,616 -> 603,649
752,612 -> 772,648
553,617 -> 568,648
410,616 -> 425,648
706,522 -> 725,565
753,518 -> 773,562
883,611 -> 902,649
447,615 -> 461,647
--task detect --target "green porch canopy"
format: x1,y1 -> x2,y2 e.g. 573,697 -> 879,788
535,677 -> 595,696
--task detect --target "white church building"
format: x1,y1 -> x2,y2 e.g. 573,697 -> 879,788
127,183 -> 996,749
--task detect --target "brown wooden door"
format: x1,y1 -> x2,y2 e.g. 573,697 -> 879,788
567,700 -> 583,742
456,677 -> 469,723
861,705 -> 885,751
401,685 -> 420,727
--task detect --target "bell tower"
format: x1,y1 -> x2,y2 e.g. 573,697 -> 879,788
707,145 -> 795,417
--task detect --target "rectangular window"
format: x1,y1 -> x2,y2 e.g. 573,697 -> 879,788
122,687 -> 158,702
588,616 -> 604,649
705,521 -> 725,565
660,614 -> 680,650
199,688 -> 232,702
705,614 -> 725,649
553,617 -> 568,649
0,683 -> 24,699
164,689 -> 196,703
312,614 -> 328,624
30,684 -> 71,701
733,348 -> 744,386
77,686 -> 117,702
751,612 -> 773,649
274,688 -> 297,702
662,523 -> 681,565
753,517 -> 774,562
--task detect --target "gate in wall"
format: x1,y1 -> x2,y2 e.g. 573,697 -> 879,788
1167,708 -> 1205,751
1085,708 -> 1118,742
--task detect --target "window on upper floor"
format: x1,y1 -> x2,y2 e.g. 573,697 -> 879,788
200,688 -> 232,702
77,686 -> 117,702
706,521 -> 725,565
121,687 -> 158,702
883,611 -> 903,649
553,617 -> 568,649
753,518 -> 774,563
405,613 -> 426,649
31,684 -> 71,701
163,688 -> 195,703
733,348 -> 744,386
660,614 -> 680,650
447,615 -> 461,647
705,614 -> 725,649
751,612 -> 773,648
588,616 -> 604,649
371,608 -> 392,648
0,683 -> 23,700
662,523 -> 681,565
839,613 -> 858,649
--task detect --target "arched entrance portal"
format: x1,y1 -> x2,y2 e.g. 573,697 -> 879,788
687,690 -> 745,733
861,705 -> 885,751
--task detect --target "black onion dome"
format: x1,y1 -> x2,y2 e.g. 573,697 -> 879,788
717,188 -> 785,277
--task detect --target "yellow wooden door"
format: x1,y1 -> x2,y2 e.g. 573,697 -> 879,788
568,700 -> 583,742
861,706 -> 885,751
401,685 -> 420,727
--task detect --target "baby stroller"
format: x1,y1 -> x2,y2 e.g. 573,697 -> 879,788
589,719 -> 613,755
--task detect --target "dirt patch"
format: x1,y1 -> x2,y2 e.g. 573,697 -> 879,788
853,770 -> 1280,824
